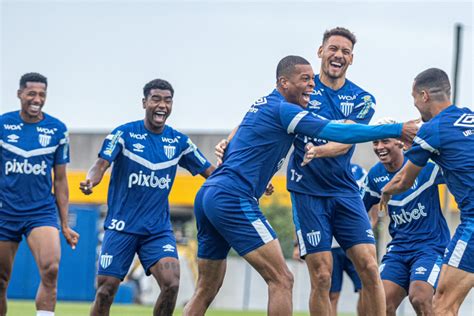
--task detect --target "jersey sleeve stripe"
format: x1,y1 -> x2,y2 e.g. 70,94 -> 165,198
287,111 -> 308,134
387,164 -> 439,206
413,136 -> 440,155
0,141 -> 59,157
363,184 -> 381,198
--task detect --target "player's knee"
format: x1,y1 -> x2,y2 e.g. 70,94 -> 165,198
0,278 -> 8,294
96,283 -> 118,304
40,262 -> 59,285
410,291 -> 431,312
269,268 -> 293,291
357,259 -> 379,282
161,279 -> 179,299
386,301 -> 398,315
312,270 -> 331,290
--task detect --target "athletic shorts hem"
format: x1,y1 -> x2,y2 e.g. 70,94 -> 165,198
302,247 -> 332,257
381,276 -> 410,292
144,254 -> 179,276
341,240 -> 375,251
238,240 -> 267,257
197,254 -> 228,260
97,271 -> 125,281
444,262 -> 474,273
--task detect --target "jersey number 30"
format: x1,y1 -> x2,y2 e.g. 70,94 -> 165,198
108,219 -> 125,231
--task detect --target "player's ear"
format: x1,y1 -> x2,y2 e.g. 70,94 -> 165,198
277,76 -> 288,89
142,98 -> 146,109
17,89 -> 22,99
317,46 -> 323,58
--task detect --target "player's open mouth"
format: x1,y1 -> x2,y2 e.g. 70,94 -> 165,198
302,92 -> 311,103
29,104 -> 41,112
377,150 -> 389,158
153,111 -> 167,121
330,61 -> 343,69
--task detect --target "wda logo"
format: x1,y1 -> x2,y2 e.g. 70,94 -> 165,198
129,132 -> 147,140
162,137 -> 179,144
5,159 -> 47,176
4,124 -> 22,130
100,253 -> 113,269
128,171 -> 171,189
338,95 -> 356,101
373,175 -> 390,183
306,230 -> 321,247
36,127 -> 56,135
391,202 -> 427,227
163,244 -> 175,252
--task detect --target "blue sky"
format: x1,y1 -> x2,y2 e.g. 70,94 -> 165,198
1,0 -> 472,132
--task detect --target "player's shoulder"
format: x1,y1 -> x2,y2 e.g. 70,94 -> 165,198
41,112 -> 68,131
0,110 -> 20,124
345,78 -> 375,99
160,125 -> 190,144
367,161 -> 386,179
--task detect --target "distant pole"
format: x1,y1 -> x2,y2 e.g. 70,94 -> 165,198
452,23 -> 463,106
444,23 -> 463,213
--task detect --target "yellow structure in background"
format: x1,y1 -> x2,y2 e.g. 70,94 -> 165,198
68,171 -> 458,211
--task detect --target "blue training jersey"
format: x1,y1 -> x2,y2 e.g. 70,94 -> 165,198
362,159 -> 450,253
351,163 -> 367,188
405,105 -> 474,221
204,89 -> 330,200
287,75 -> 375,197
0,110 -> 69,220
99,120 -> 211,235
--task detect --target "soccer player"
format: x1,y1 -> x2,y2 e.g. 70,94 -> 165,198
0,73 -> 79,316
363,117 -> 449,316
80,79 -> 214,316
291,27 -> 384,316
380,68 -> 474,316
183,55 -> 418,316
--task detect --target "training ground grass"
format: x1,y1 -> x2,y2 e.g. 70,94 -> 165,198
8,300 -> 356,315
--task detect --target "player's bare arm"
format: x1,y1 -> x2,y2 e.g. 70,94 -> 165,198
80,158 -> 111,195
54,163 -> 80,249
200,165 -> 216,179
379,161 -> 423,213
215,126 -> 238,166
399,119 -> 420,148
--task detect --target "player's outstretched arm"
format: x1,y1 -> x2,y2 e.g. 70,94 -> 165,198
54,164 -> 80,249
215,126 -> 238,166
200,165 -> 216,179
379,161 -> 423,213
80,158 -> 111,195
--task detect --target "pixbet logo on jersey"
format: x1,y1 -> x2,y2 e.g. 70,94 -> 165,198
128,171 -> 171,189
5,159 -> 47,176
391,202 -> 427,227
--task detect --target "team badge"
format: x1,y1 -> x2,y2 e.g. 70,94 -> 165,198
38,134 -> 51,147
306,230 -> 321,247
340,102 -> 354,116
100,253 -> 113,269
164,144 -> 176,159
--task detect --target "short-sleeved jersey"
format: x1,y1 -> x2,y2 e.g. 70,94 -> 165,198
405,105 -> 474,221
0,110 -> 69,220
362,159 -> 450,253
287,75 -> 375,197
204,89 -> 330,200
99,120 -> 211,235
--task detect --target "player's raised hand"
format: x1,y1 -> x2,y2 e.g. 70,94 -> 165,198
301,142 -> 317,166
62,226 -> 80,250
400,118 -> 421,149
378,191 -> 391,217
215,138 -> 228,167
264,182 -> 274,196
79,179 -> 93,195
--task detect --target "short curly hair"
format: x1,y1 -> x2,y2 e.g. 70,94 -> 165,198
19,72 -> 48,89
143,79 -> 174,98
322,27 -> 357,47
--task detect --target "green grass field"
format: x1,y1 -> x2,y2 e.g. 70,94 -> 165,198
7,300 -> 355,315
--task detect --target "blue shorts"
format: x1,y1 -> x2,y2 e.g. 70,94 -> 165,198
0,215 -> 59,242
380,250 -> 443,292
291,192 -> 374,257
195,185 -> 277,259
444,218 -> 474,273
98,229 -> 178,280
331,247 -> 361,293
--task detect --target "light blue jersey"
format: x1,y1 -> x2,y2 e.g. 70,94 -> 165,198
363,159 -> 450,254
99,120 -> 210,235
0,111 -> 69,220
287,76 -> 375,197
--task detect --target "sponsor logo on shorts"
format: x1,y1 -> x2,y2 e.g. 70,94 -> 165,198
100,253 -> 113,269
415,266 -> 427,275
391,202 -> 427,228
163,244 -> 175,252
5,159 -> 47,176
306,230 -> 321,247
366,229 -> 375,239
128,171 -> 171,189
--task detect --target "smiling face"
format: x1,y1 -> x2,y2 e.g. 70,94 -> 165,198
279,64 -> 315,108
142,88 -> 173,133
17,82 -> 47,122
318,35 -> 353,81
372,138 -> 404,168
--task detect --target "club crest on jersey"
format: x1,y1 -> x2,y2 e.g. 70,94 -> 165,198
164,144 -> 176,159
340,101 -> 354,116
7,134 -> 19,143
100,253 -> 113,269
306,230 -> 321,247
38,134 -> 51,147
